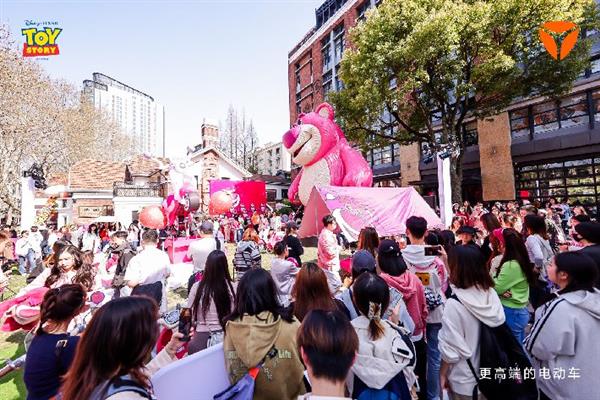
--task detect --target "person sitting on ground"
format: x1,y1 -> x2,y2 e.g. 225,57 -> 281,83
297,309 -> 358,400
186,221 -> 219,292
60,296 -> 187,400
223,268 -> 306,399
348,272 -> 414,399
187,250 -> 235,354
439,245 -> 505,400
270,241 -> 300,307
525,252 -> 600,400
290,262 -> 351,322
124,229 -> 171,312
24,284 -> 87,400
233,227 -> 262,281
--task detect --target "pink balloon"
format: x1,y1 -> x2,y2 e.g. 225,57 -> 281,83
139,205 -> 166,229
210,191 -> 233,215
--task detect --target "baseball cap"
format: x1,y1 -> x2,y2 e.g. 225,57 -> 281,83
377,239 -> 407,275
200,221 -> 214,234
351,250 -> 376,277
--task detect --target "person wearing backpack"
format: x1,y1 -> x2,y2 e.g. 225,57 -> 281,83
378,239 -> 428,400
60,296 -> 187,400
439,245 -> 505,400
525,252 -> 600,400
494,229 -> 537,343
403,216 -> 448,400
233,227 -> 262,281
347,272 -> 414,399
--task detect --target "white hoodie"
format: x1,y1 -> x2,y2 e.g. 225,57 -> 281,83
402,245 -> 447,324
525,289 -> 600,400
438,285 -> 505,396
347,316 -> 414,395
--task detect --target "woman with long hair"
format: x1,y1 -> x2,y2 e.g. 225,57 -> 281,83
347,272 -> 413,399
233,227 -> 262,281
19,244 -> 96,295
61,296 -> 185,400
187,250 -> 235,354
439,246 -> 505,400
357,227 -> 379,258
525,252 -> 600,400
290,262 -> 348,322
283,221 -> 303,268
480,213 -> 502,262
450,216 -> 464,236
81,224 -> 100,253
24,284 -> 87,400
223,268 -> 306,399
493,228 -> 536,343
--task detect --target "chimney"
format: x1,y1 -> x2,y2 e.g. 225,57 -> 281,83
201,120 -> 219,149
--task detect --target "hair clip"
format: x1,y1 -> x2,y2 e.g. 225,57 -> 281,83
367,301 -> 381,321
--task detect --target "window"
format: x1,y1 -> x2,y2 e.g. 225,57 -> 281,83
532,101 -> 559,134
295,63 -> 301,93
323,70 -> 333,97
463,121 -> 478,146
335,75 -> 344,91
333,24 -> 344,64
558,94 -> 588,128
392,143 -> 401,165
357,1 -> 371,21
591,57 -> 600,76
593,89 -> 600,122
322,39 -> 331,72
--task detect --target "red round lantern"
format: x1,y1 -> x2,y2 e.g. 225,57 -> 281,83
139,205 -> 166,229
210,191 -> 233,215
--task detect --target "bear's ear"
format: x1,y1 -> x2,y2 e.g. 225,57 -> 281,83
316,103 -> 335,120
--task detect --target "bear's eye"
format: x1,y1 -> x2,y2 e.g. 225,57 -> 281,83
296,119 -> 303,126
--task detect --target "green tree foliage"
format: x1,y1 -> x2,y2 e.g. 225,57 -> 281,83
331,0 -> 599,201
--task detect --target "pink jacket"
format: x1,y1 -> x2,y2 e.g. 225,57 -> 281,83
381,271 -> 428,339
317,228 -> 339,271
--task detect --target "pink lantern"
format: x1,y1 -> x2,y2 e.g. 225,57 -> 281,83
139,205 -> 166,229
210,191 -> 233,215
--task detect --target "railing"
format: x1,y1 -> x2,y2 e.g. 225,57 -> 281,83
113,182 -> 164,198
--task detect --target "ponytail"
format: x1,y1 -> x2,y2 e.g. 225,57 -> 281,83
37,284 -> 87,335
367,301 -> 385,341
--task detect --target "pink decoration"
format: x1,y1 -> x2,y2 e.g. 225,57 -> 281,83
282,102 -> 373,205
298,186 -> 443,241
140,205 -> 167,229
210,190 -> 234,214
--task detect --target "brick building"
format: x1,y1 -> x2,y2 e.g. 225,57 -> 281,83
288,0 -> 600,216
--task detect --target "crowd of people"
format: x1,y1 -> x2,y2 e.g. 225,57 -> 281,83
0,197 -> 599,400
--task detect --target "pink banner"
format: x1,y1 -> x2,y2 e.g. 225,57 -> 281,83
209,180 -> 267,216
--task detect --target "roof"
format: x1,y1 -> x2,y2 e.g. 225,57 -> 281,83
188,146 -> 252,178
68,155 -> 169,190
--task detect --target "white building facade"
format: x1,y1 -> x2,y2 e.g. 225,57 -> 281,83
83,72 -> 165,157
249,142 -> 292,175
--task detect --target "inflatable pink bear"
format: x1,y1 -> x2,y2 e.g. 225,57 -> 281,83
282,103 -> 373,205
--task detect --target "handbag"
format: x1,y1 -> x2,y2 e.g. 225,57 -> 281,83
213,347 -> 278,400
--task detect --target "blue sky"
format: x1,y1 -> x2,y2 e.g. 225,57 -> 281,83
0,0 -> 323,156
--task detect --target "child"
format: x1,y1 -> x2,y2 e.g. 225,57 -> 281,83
270,241 -> 300,307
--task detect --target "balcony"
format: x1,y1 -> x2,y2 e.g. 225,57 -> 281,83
113,182 -> 164,198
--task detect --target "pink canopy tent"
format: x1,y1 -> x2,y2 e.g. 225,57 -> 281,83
298,185 -> 443,241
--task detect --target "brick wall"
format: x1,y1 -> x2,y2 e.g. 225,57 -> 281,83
399,143 -> 421,186
478,113 -> 516,201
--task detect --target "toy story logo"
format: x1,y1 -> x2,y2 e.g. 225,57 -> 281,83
21,20 -> 62,58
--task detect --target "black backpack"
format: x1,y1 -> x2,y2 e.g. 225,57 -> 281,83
450,296 -> 538,400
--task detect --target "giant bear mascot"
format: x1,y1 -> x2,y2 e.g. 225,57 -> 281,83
282,102 -> 373,205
